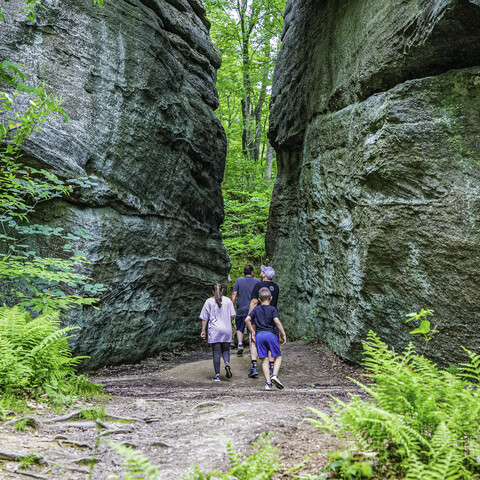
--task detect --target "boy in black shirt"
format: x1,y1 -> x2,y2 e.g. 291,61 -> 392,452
247,265 -> 279,378
245,287 -> 287,390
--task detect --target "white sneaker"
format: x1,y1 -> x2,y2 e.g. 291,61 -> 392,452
264,382 -> 272,391
212,375 -> 221,382
271,374 -> 284,389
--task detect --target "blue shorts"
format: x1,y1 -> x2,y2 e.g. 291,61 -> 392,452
235,315 -> 246,333
255,331 -> 281,359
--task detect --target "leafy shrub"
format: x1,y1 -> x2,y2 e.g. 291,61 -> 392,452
0,304 -> 100,398
306,331 -> 480,479
184,433 -> 281,480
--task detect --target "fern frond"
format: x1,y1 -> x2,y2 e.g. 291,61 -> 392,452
304,407 -> 338,433
30,326 -> 80,357
459,347 -> 480,383
108,441 -> 161,479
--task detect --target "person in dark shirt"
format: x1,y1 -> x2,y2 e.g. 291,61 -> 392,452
246,287 -> 287,390
246,265 -> 279,378
231,265 -> 260,355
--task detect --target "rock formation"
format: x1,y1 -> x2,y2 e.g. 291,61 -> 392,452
269,0 -> 480,363
0,0 -> 229,368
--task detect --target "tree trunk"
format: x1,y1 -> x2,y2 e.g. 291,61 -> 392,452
265,142 -> 274,179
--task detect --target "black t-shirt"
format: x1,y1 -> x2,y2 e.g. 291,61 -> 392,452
249,305 -> 279,334
251,281 -> 279,307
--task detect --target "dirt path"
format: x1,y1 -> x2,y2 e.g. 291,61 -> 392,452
0,341 -> 366,479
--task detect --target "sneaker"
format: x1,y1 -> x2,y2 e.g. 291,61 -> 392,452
264,382 -> 272,391
225,364 -> 232,378
237,344 -> 244,355
248,368 -> 258,378
271,374 -> 284,389
212,374 -> 221,382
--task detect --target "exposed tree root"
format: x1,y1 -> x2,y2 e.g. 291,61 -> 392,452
3,417 -> 42,430
0,452 -> 45,464
57,440 -> 92,450
3,469 -> 49,479
98,428 -> 134,437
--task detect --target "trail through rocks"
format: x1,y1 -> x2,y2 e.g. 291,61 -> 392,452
0,341 -> 366,479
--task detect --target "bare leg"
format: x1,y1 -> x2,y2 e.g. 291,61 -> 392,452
236,329 -> 244,345
273,356 -> 282,376
249,332 -> 258,362
261,358 -> 271,383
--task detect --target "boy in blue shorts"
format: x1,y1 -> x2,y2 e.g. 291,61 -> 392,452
245,287 -> 287,390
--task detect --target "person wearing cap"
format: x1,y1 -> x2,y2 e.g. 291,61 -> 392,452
231,265 -> 260,356
246,265 -> 279,378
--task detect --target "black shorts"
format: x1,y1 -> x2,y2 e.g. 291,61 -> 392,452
235,315 -> 246,333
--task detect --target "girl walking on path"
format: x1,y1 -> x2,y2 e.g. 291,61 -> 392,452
199,283 -> 236,382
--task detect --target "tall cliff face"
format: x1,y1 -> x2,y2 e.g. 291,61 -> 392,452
1,0 -> 229,368
269,0 -> 480,363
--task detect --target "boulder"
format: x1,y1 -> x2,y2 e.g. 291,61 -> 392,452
268,0 -> 480,363
0,0 -> 229,368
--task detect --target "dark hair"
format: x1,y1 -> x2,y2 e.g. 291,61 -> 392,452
258,287 -> 272,302
244,264 -> 254,275
213,283 -> 223,307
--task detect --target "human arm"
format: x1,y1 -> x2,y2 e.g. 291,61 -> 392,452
200,319 -> 207,339
231,291 -> 237,305
245,315 -> 256,342
248,298 -> 258,314
273,317 -> 287,345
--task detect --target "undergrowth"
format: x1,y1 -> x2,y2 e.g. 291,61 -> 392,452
306,330 -> 480,479
106,433 -> 280,480
0,304 -> 102,407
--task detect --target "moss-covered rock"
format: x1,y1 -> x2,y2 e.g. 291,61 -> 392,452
0,0 -> 229,368
269,0 -> 480,363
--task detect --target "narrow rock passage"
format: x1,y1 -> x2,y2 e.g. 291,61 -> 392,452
0,342 -> 365,479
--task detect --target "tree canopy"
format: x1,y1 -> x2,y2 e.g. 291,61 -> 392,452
202,0 -> 286,279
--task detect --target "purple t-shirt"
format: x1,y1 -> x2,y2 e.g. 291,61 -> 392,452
233,276 -> 260,316
199,296 -> 235,344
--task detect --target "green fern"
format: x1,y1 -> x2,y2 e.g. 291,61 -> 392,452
108,441 -> 161,479
182,433 -> 281,480
459,347 -> 480,383
0,304 -> 100,400
307,330 -> 480,479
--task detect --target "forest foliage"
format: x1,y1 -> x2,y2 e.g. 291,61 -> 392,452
202,0 -> 285,280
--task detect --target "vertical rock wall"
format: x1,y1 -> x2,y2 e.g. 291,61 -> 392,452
269,0 -> 480,363
0,0 -> 229,368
